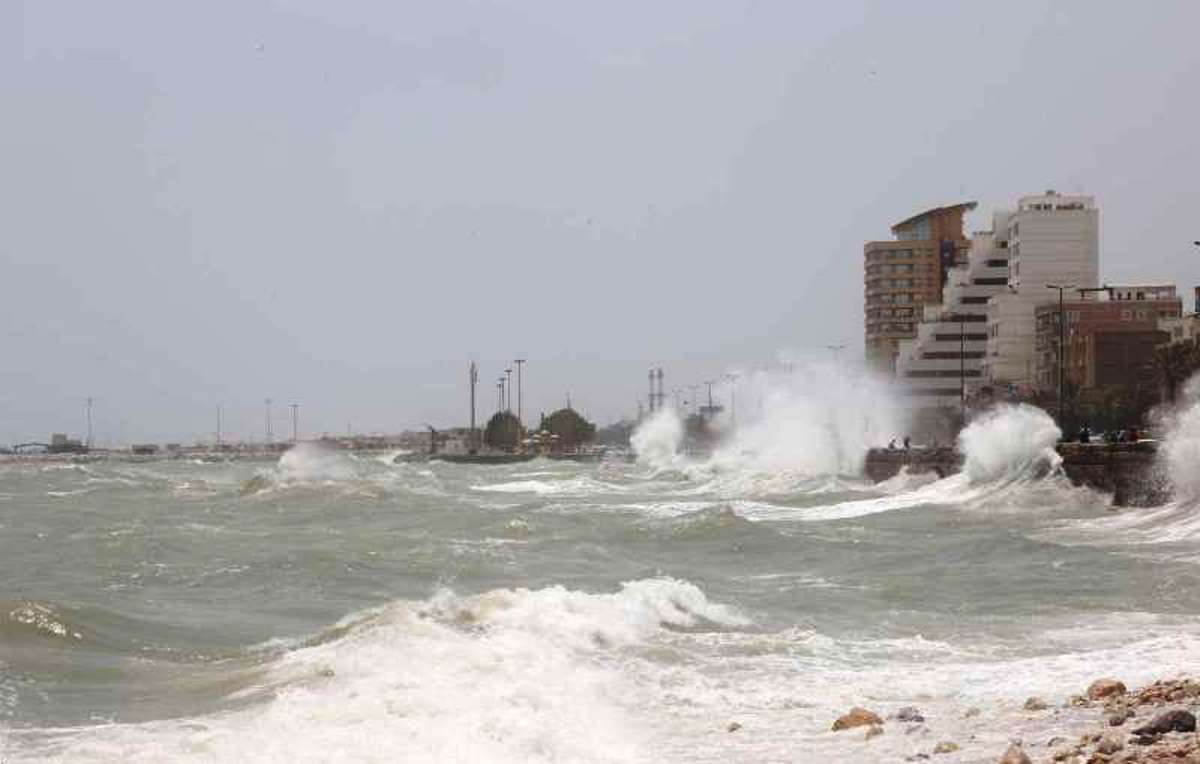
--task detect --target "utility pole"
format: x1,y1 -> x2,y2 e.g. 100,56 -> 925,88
1046,284 -> 1076,435
290,403 -> 299,443
505,368 -> 513,412
265,398 -> 273,444
514,359 -> 525,426
216,405 -> 222,447
724,373 -> 739,430
85,397 -> 93,448
497,378 -> 504,413
469,362 -> 478,453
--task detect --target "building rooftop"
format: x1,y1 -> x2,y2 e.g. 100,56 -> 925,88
890,201 -> 977,235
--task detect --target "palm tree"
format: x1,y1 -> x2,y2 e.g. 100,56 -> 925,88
1153,341 -> 1200,404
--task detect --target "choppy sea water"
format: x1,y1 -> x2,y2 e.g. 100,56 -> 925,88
3,407 -> 1200,763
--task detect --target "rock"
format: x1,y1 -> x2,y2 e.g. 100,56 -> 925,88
1132,734 -> 1158,746
1088,679 -> 1127,701
998,744 -> 1032,764
1047,736 -> 1067,748
832,707 -> 883,731
1024,697 -> 1050,711
1131,708 -> 1197,736
1095,735 -> 1123,755
726,722 -> 741,733
1106,713 -> 1126,727
905,725 -> 929,736
933,741 -> 959,754
864,724 -> 883,741
895,706 -> 925,723
964,706 -> 981,718
905,755 -> 931,762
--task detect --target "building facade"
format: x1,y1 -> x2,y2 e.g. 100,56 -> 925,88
983,191 -> 1100,389
1033,285 -> 1180,392
864,202 -> 976,373
894,223 -> 1012,408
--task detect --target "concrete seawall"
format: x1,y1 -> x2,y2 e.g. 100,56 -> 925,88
864,442 -> 1169,507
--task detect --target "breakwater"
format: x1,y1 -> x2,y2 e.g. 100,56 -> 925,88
864,442 -> 1169,506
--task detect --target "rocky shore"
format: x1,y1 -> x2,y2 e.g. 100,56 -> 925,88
828,676 -> 1200,763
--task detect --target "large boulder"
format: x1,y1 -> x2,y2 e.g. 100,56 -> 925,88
1087,678 -> 1126,700
1132,708 -> 1196,736
832,707 -> 883,731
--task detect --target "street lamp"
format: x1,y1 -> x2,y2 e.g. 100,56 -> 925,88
724,373 -> 739,430
826,344 -> 845,362
1046,284 -> 1077,434
513,359 -> 526,426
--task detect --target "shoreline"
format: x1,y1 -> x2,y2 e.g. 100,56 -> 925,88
832,675 -> 1200,763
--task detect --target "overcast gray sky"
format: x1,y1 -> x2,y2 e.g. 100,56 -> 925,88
2,1 -> 1199,444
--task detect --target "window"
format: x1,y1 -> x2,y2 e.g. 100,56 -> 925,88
962,296 -> 989,304
922,351 -> 986,360
986,259 -> 1008,267
935,333 -> 988,341
975,277 -> 1007,286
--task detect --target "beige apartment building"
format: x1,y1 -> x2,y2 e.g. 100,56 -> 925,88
864,202 -> 975,373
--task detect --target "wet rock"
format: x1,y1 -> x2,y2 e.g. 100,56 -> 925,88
726,722 -> 741,733
1088,679 -> 1127,701
964,706 -> 981,719
1024,697 -> 1050,711
1094,735 -> 1123,755
933,741 -> 959,754
1132,733 -> 1159,746
1131,708 -> 1196,736
864,724 -> 883,741
832,707 -> 883,731
905,755 -> 930,762
998,744 -> 1032,764
895,706 -> 925,723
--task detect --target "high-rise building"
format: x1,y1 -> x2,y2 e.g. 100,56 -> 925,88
864,202 -> 976,373
894,220 -> 1013,409
983,191 -> 1099,389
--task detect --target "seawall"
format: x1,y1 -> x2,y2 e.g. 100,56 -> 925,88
863,442 -> 1169,507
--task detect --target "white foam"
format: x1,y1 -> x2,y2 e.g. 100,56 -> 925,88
14,579 -> 744,763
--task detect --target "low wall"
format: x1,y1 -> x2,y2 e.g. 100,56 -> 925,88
863,442 -> 1168,507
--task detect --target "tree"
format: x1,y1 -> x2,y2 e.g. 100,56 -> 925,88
483,411 -> 523,451
1153,341 -> 1200,404
539,408 -> 596,450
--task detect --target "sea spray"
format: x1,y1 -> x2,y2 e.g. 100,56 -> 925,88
631,408 -> 685,469
711,360 -> 905,476
958,404 -> 1061,484
1163,375 -> 1200,501
277,442 -> 359,482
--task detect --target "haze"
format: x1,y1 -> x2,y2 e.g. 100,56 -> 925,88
2,1 -> 1198,444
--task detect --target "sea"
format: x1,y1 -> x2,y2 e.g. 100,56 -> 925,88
4,384 -> 1200,763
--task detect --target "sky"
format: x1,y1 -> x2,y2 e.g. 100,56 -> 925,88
2,0 -> 1199,444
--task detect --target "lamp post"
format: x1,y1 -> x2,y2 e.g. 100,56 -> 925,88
1046,284 -> 1077,434
826,343 -> 845,362
724,373 -> 739,430
504,368 -> 513,412
514,359 -> 525,426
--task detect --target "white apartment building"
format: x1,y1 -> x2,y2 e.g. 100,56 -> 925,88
896,223 -> 1012,407
983,191 -> 1100,389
